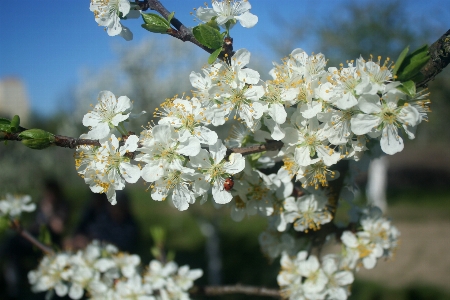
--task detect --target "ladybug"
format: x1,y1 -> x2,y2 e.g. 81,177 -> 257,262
223,177 -> 234,191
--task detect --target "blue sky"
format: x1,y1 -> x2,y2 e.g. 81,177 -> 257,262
0,0 -> 447,117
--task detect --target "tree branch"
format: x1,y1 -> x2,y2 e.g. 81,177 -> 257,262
145,0 -> 215,54
192,284 -> 280,298
10,219 -> 55,255
417,29 -> 450,88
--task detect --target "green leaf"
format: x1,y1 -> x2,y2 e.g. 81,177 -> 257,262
39,225 -> 52,246
208,48 -> 222,64
10,115 -> 20,133
396,80 -> 416,97
141,13 -> 171,34
167,11 -> 175,24
0,118 -> 11,132
193,24 -> 223,49
409,44 -> 429,61
395,44 -> 430,82
0,117 -> 10,124
393,45 -> 409,77
205,17 -> 220,31
396,55 -> 429,82
18,129 -> 55,150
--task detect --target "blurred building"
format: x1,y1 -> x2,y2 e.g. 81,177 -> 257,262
0,77 -> 30,125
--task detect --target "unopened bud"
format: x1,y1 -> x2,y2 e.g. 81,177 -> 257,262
18,129 -> 55,150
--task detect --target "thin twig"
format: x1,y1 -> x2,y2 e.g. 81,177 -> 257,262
10,219 -> 54,255
193,284 -> 281,298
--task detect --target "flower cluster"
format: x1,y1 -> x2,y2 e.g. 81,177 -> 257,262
29,240 -> 203,300
79,3 -> 430,297
276,206 -> 399,300
75,91 -> 141,205
0,193 -> 36,219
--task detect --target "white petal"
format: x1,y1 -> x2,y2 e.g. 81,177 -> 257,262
224,153 -> 245,174
235,11 -> 258,28
120,163 -> 141,183
212,184 -> 233,204
380,125 -> 404,155
351,114 -> 380,135
141,161 -> 166,182
178,137 -> 201,156
172,186 -> 192,211
268,103 -> 287,124
87,122 -> 110,139
358,94 -> 381,114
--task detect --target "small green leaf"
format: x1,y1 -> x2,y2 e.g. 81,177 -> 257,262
208,48 -> 222,64
167,11 -> 175,24
141,24 -> 169,34
39,225 -> 52,246
205,17 -> 220,31
0,118 -> 10,124
0,118 -> 11,132
193,24 -> 223,49
409,44 -> 429,61
395,44 -> 430,82
393,45 -> 409,77
141,13 -> 171,34
396,55 -> 429,82
397,80 -> 416,97
10,115 -> 20,133
18,129 -> 55,150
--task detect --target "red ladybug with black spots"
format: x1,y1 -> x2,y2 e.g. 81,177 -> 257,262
223,176 -> 234,191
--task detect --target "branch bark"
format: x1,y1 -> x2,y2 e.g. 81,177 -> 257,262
193,284 -> 280,298
417,29 -> 450,88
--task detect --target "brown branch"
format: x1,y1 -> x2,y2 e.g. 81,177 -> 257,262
2,125 -> 283,158
145,0 -> 214,54
417,29 -> 450,88
192,284 -> 280,298
228,140 -> 284,156
10,219 -> 54,255
2,129 -> 101,149
53,135 -> 100,148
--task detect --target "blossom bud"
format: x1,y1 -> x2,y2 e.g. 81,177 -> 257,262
18,129 -> 55,150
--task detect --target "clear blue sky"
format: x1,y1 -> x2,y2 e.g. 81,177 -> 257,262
0,0 -> 447,117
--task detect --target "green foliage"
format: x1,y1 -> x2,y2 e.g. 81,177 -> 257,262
10,115 -> 20,132
394,44 -> 430,82
0,115 -> 21,134
193,24 -> 224,49
208,47 -> 222,64
397,80 -> 416,97
141,13 -> 171,34
0,118 -> 11,134
167,11 -> 175,24
393,46 -> 410,78
18,129 -> 55,150
38,224 -> 52,247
